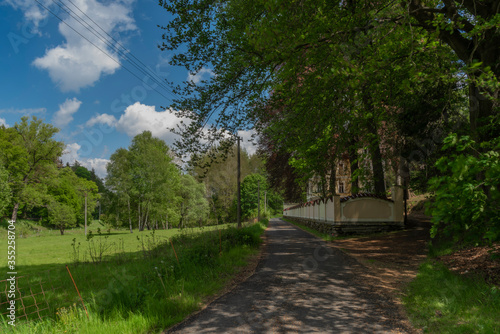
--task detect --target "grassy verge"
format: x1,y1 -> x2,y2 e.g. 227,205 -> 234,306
1,220 -> 268,333
403,260 -> 500,333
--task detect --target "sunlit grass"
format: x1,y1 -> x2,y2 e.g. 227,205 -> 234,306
403,261 -> 500,333
0,220 -> 267,333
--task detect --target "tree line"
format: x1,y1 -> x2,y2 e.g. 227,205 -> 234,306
157,0 -> 499,246
0,117 -> 281,233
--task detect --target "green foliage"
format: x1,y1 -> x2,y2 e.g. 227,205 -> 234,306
0,222 -> 266,333
428,134 -> 500,245
178,174 -> 209,228
239,173 -> 283,219
189,145 -> 263,224
106,131 -> 181,231
403,260 -> 500,333
0,164 -> 11,216
48,201 -> 77,235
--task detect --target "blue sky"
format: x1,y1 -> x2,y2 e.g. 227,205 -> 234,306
0,0 -> 255,177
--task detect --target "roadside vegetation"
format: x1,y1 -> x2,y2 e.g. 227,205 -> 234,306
0,218 -> 268,333
403,260 -> 500,334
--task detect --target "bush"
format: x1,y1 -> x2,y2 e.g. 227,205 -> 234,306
427,134 -> 500,246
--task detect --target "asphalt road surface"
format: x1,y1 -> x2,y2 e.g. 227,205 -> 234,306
168,218 -> 408,333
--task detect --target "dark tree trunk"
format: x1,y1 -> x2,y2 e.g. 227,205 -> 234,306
363,94 -> 386,194
11,203 -> 19,222
348,140 -> 360,194
329,161 -> 337,196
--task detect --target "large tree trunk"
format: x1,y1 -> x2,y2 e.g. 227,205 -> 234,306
11,203 -> 19,221
469,81 -> 498,144
408,0 -> 500,144
348,140 -> 360,194
329,158 -> 337,196
369,136 -> 386,194
363,94 -> 386,194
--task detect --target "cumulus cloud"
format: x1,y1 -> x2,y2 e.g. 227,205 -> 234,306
237,129 -> 258,156
31,0 -> 137,92
86,113 -> 117,127
52,98 -> 82,128
0,118 -> 9,128
83,158 -> 109,178
187,67 -> 215,84
61,142 -> 109,178
61,142 -> 82,165
83,102 -> 188,146
114,102 -> 187,145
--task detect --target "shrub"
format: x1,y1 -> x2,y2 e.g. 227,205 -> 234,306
427,134 -> 500,246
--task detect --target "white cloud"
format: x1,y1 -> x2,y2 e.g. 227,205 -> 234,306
53,97 -> 82,128
114,102 -> 188,145
0,118 -> 9,128
61,142 -> 81,164
187,67 -> 215,84
31,0 -> 137,92
3,0 -> 52,31
238,129 -> 258,156
61,142 -> 109,178
86,114 -> 117,127
83,158 -> 109,178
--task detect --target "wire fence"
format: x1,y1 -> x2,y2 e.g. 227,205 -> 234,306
0,268 -> 82,323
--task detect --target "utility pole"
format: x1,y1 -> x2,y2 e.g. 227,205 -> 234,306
257,179 -> 260,222
265,191 -> 267,214
84,193 -> 88,236
237,136 -> 241,228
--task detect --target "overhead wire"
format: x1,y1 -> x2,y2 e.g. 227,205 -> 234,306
35,0 -> 230,146
62,0 -> 178,99
34,0 -> 178,102
49,0 -> 178,100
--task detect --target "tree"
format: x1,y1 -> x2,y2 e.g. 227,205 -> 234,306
105,131 -> 181,231
189,145 -> 263,223
128,131 -> 180,231
106,148 -> 134,231
158,1 -> 460,190
407,0 -> 500,144
48,167 -> 99,229
48,201 -> 77,235
159,0 -> 498,244
0,117 -> 64,221
178,174 -> 209,228
0,164 -> 11,217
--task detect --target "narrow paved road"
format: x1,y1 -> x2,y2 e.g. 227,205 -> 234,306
168,218 -> 408,333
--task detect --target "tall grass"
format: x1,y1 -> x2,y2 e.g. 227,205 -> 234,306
0,220 -> 267,333
403,261 -> 500,333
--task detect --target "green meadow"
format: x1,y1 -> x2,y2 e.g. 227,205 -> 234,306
1,219 -> 268,333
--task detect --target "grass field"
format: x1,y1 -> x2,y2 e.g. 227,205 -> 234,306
403,260 -> 500,333
0,219 -> 268,333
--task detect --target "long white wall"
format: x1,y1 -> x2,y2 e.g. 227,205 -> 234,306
283,187 -> 404,224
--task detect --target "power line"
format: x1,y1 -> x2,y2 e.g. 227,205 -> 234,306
34,0 -> 178,102
63,0 -> 178,99
49,0 -> 178,100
